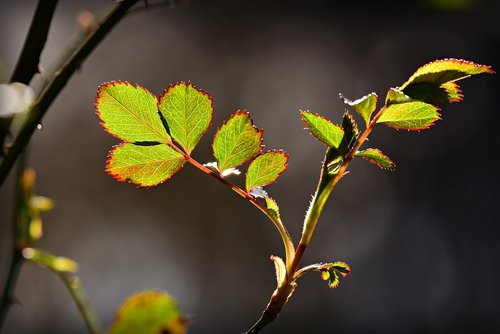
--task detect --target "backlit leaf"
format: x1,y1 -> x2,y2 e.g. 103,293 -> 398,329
321,262 -> 351,289
107,143 -> 186,187
400,59 -> 493,104
245,150 -> 288,192
108,290 -> 187,334
377,101 -> 441,130
341,92 -> 377,127
301,111 -> 344,148
158,82 -> 213,155
265,196 -> 281,220
271,255 -> 286,287
213,111 -> 263,173
356,148 -> 395,170
385,87 -> 412,105
96,81 -> 170,143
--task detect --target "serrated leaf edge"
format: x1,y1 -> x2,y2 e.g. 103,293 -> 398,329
246,149 -> 289,192
356,148 -> 396,171
379,104 -> 442,131
105,143 -> 186,188
158,81 -> 214,155
212,110 -> 264,171
300,110 -> 344,147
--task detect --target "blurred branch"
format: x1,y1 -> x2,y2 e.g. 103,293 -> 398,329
0,0 -> 140,189
9,0 -> 58,84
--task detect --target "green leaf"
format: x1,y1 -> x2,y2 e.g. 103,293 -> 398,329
340,92 -> 377,127
385,87 -> 413,105
377,101 -> 441,130
158,81 -> 213,155
108,290 -> 187,334
338,111 -> 359,156
245,150 -> 288,192
271,255 -> 286,287
356,148 -> 395,170
400,58 -> 493,89
213,111 -> 263,173
107,143 -> 186,187
96,81 -> 170,143
301,110 -> 344,148
400,59 -> 493,104
265,196 -> 281,220
321,262 -> 351,289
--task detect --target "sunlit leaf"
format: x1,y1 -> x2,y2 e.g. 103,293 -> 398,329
400,59 -> 493,104
341,92 -> 377,127
377,101 -> 441,130
108,290 -> 187,334
301,111 -> 344,148
96,81 -> 170,143
355,148 -> 395,170
265,196 -> 281,220
158,81 -> 213,155
245,150 -> 288,192
321,262 -> 351,289
107,143 -> 186,187
338,111 -> 359,156
213,111 -> 263,173
271,255 -> 286,287
385,87 -> 412,105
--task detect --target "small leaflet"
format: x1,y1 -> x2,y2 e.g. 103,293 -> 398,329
265,196 -> 281,220
321,261 -> 351,289
271,255 -> 286,286
355,148 -> 395,171
245,151 -> 288,192
213,111 -> 263,173
300,110 -> 344,148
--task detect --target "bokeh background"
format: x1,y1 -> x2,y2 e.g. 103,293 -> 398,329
1,0 -> 499,333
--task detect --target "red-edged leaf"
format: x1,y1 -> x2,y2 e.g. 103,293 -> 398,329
301,110 -> 344,148
245,150 -> 288,192
355,148 -> 395,171
96,81 -> 170,143
213,111 -> 263,173
158,81 -> 213,155
377,101 -> 441,130
341,92 -> 377,127
106,143 -> 186,187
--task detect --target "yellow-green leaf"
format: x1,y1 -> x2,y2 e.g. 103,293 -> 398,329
107,143 -> 186,187
158,81 -> 213,155
246,151 -> 288,192
355,148 -> 395,170
341,92 -> 377,127
108,290 -> 187,334
213,111 -> 263,173
96,81 -> 170,143
301,111 -> 344,148
377,101 -> 441,130
265,196 -> 281,220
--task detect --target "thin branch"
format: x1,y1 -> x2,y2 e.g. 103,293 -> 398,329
9,0 -> 58,84
0,0 -> 140,189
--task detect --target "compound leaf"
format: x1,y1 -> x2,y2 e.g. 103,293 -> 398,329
158,82 -> 213,155
213,111 -> 263,173
301,111 -> 344,148
246,150 -> 288,192
356,148 -> 395,170
107,143 -> 186,187
96,81 -> 170,143
108,290 -> 187,334
377,101 -> 440,130
341,92 -> 377,127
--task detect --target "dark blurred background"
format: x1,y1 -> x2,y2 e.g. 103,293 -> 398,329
1,0 -> 499,333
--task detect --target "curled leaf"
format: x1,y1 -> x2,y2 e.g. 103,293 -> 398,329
340,92 -> 377,127
271,255 -> 287,287
265,196 -> 281,220
355,148 -> 395,170
321,262 -> 351,289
